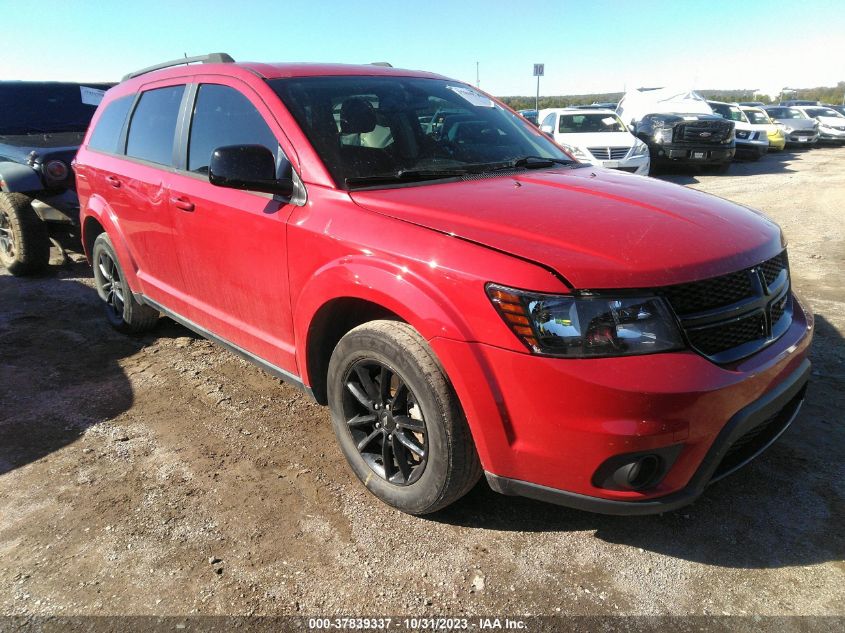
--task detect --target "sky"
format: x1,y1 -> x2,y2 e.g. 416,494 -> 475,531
2,0 -> 843,98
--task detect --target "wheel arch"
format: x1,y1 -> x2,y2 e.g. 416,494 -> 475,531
80,197 -> 141,289
296,259 -> 473,405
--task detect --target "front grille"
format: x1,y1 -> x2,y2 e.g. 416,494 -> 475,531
686,313 -> 766,356
587,147 -> 629,160
712,389 -> 804,481
792,130 -> 814,137
663,270 -> 753,315
736,130 -> 750,139
676,121 -> 733,143
661,250 -> 791,363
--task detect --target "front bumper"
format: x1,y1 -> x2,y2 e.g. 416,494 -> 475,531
431,292 -> 813,515
588,154 -> 650,176
818,127 -> 845,142
651,143 -> 735,164
785,131 -> 819,145
735,137 -> 769,157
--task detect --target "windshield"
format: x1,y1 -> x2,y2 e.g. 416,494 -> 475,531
0,82 -> 106,135
710,103 -> 745,122
767,108 -> 805,120
805,107 -> 842,118
269,76 -> 571,188
558,112 -> 626,133
743,109 -> 771,124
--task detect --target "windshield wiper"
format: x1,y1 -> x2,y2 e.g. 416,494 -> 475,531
493,156 -> 574,170
346,168 -> 469,187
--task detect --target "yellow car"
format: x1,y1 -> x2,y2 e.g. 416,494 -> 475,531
741,106 -> 786,151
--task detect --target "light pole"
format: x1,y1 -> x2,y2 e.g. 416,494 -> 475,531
476,61 -> 480,87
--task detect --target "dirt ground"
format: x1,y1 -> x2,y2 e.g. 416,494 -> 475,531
1,146 -> 843,619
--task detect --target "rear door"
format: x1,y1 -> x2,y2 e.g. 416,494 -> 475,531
167,79 -> 297,375
110,80 -> 190,309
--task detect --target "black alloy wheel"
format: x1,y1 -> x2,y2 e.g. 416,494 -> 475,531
342,359 -> 428,486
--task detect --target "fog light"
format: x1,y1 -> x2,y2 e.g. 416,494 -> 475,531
613,455 -> 662,490
592,445 -> 683,491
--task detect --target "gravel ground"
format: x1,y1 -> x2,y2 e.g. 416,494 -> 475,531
0,146 -> 843,620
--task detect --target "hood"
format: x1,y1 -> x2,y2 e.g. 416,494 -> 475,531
0,132 -> 85,164
618,88 -> 713,124
817,116 -> 845,127
350,167 -> 783,289
556,131 -> 637,149
771,118 -> 817,130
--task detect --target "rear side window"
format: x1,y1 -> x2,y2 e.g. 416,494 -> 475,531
88,95 -> 133,153
187,84 -> 280,174
126,85 -> 185,165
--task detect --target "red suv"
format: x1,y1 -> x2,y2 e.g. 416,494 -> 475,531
74,54 -> 813,515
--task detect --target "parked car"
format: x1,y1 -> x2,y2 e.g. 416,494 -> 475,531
740,106 -> 786,151
537,108 -> 650,175
707,101 -> 768,159
0,81 -> 111,275
617,88 -> 735,171
517,109 -> 538,125
794,106 -> 845,144
763,106 -> 820,146
824,104 -> 845,117
738,101 -> 766,107
74,55 -> 812,516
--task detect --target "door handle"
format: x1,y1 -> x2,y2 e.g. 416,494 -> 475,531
171,196 -> 195,212
106,175 -> 121,188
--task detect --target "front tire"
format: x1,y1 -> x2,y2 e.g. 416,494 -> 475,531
327,321 -> 481,514
0,193 -> 50,276
91,233 -> 159,334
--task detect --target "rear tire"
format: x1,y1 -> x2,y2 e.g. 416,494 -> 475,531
327,320 -> 481,515
91,233 -> 159,334
0,193 -> 50,276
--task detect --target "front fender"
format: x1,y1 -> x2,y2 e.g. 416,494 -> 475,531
0,161 -> 42,193
81,194 -> 141,290
293,254 -> 473,370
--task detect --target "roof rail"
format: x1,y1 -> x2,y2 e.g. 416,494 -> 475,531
370,62 -> 393,67
122,53 -> 235,81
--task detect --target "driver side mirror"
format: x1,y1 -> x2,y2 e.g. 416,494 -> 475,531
209,145 -> 293,197
540,124 -> 554,134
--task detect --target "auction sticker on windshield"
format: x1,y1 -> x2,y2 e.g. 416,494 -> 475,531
447,85 -> 494,108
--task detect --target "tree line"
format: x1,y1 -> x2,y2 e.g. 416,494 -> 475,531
499,82 -> 845,110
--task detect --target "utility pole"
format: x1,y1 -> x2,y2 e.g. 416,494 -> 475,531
533,63 -> 544,112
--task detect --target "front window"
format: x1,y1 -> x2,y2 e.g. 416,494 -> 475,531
557,113 -> 626,133
768,108 -> 805,120
743,109 -> 771,125
710,103 -> 745,122
269,76 -> 571,188
804,107 -> 842,119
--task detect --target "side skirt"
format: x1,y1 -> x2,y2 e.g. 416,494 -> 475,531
138,294 -> 316,401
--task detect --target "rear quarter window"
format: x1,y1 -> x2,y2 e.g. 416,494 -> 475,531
88,95 -> 134,153
126,85 -> 185,166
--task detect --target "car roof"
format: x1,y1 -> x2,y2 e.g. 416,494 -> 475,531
545,107 -> 618,114
117,61 -> 448,90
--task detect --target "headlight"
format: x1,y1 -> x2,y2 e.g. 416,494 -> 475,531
44,159 -> 69,182
632,140 -> 650,156
487,284 -> 684,358
560,143 -> 589,161
653,127 -> 673,144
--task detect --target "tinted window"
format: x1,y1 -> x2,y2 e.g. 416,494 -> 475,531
0,82 -> 110,135
88,95 -> 133,153
270,76 -> 570,187
188,84 -> 280,173
558,113 -> 626,133
126,85 -> 185,165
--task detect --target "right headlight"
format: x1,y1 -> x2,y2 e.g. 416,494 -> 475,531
652,126 -> 673,144
487,284 -> 684,358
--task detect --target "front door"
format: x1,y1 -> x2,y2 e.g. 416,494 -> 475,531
168,80 -> 297,375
